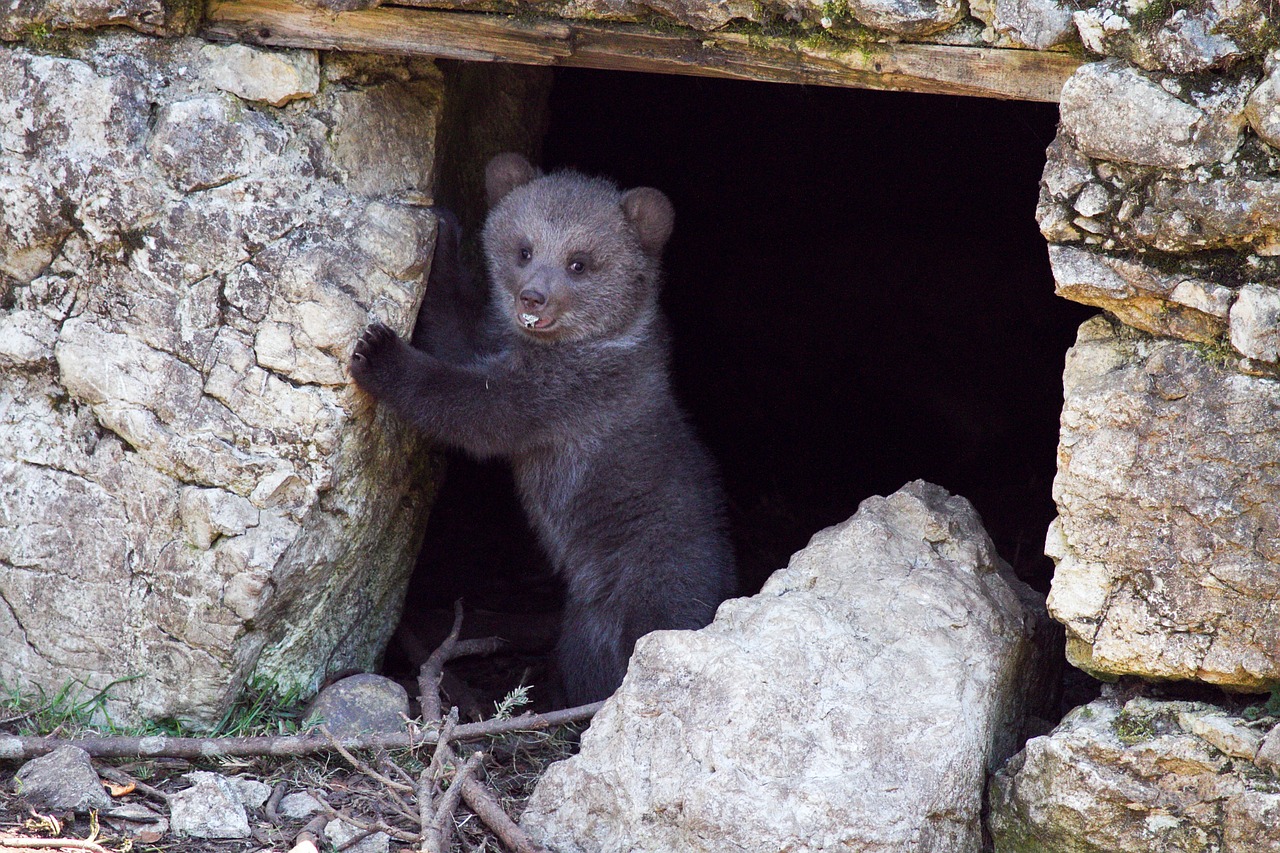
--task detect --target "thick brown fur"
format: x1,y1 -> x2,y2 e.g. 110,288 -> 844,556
351,154 -> 736,704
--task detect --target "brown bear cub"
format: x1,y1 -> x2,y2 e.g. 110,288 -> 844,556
351,154 -> 736,705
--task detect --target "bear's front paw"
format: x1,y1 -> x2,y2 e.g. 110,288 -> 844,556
350,322 -> 405,395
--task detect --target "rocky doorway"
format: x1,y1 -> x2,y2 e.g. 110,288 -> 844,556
385,69 -> 1095,709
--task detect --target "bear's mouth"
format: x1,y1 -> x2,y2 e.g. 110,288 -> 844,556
519,312 -> 555,331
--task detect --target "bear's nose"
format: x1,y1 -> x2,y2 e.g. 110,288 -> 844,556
520,288 -> 547,311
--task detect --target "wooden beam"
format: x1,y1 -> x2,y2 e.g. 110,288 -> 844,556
204,0 -> 1080,102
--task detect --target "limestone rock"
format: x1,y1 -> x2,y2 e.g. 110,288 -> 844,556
1072,0 -> 1266,74
522,481 -> 1053,853
990,695 -> 1280,852
992,0 -> 1076,50
1230,282 -> 1280,363
1246,51 -> 1280,148
14,746 -> 112,812
304,673 -> 410,736
200,44 -> 320,107
1128,170 -> 1280,253
0,36 -> 447,727
169,772 -> 252,839
279,792 -> 324,819
1048,316 -> 1280,689
845,0 -> 966,36
1047,244 -> 1232,345
0,0 -> 197,40
1256,725 -> 1280,773
327,819 -> 390,853
1059,60 -> 1250,168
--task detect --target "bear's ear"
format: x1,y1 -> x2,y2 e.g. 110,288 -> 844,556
621,187 -> 674,255
485,153 -> 540,207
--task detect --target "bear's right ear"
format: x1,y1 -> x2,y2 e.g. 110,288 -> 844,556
485,153 -> 540,207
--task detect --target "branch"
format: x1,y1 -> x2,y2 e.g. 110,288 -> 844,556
0,836 -> 113,853
418,600 -> 505,722
459,777 -> 550,853
0,703 -> 602,761
422,751 -> 483,853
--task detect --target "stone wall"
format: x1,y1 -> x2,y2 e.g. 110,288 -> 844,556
0,6 -> 557,725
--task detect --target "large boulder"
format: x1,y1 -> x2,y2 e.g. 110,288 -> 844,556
0,35 -> 444,726
990,694 -> 1280,852
521,481 -> 1055,853
1048,316 -> 1280,690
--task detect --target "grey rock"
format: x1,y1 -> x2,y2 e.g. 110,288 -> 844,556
844,0 -> 966,35
1246,51 -> 1280,148
1181,712 -> 1264,759
169,772 -> 251,839
305,673 -> 410,736
14,746 -> 112,812
0,35 -> 466,727
992,0 -> 1076,50
149,94 -> 288,192
1047,244 -> 1231,345
228,776 -> 272,809
1230,283 -> 1280,363
200,44 -> 320,107
1060,60 -> 1248,168
991,695 -> 1280,852
1129,172 -> 1280,253
279,791 -> 324,819
522,481 -> 1054,853
1073,0 -> 1265,74
1256,725 -> 1280,773
1048,317 -> 1280,689
326,819 -> 390,853
0,0 -> 196,39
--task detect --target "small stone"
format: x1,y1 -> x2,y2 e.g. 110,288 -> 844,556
228,776 -> 272,809
1230,283 -> 1280,362
169,771 -> 252,839
305,673 -> 409,736
846,0 -> 966,36
14,746 -> 112,812
1181,712 -> 1264,759
1256,725 -> 1280,773
279,791 -> 324,819
200,44 -> 320,107
1073,183 -> 1112,217
102,803 -> 169,838
326,819 -> 390,853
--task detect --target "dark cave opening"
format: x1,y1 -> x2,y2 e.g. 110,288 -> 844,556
385,68 -> 1096,710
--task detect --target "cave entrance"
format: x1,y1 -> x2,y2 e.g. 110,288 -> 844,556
384,66 -> 1095,713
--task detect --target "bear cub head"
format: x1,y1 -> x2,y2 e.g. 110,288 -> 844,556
480,153 -> 674,344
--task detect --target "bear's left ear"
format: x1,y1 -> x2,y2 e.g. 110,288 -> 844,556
621,187 -> 674,256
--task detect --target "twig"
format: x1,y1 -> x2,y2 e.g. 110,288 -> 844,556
423,751 -> 483,853
0,702 -> 601,761
95,764 -> 169,804
319,727 -> 415,794
287,814 -> 328,853
315,800 -> 420,844
265,781 -> 286,826
458,777 -> 550,853
0,837 -> 112,853
418,600 -> 505,722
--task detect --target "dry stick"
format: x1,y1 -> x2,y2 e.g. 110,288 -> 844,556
265,781 -> 286,826
319,726 -> 416,794
0,838 -> 112,853
287,814 -> 329,853
315,799 -> 420,844
418,600 -> 506,723
458,777 -> 550,853
424,751 -> 484,853
0,703 -> 602,761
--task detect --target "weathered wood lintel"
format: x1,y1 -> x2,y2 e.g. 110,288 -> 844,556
204,0 -> 1080,102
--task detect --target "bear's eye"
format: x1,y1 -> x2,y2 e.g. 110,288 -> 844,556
567,256 -> 588,275
518,245 -> 532,263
